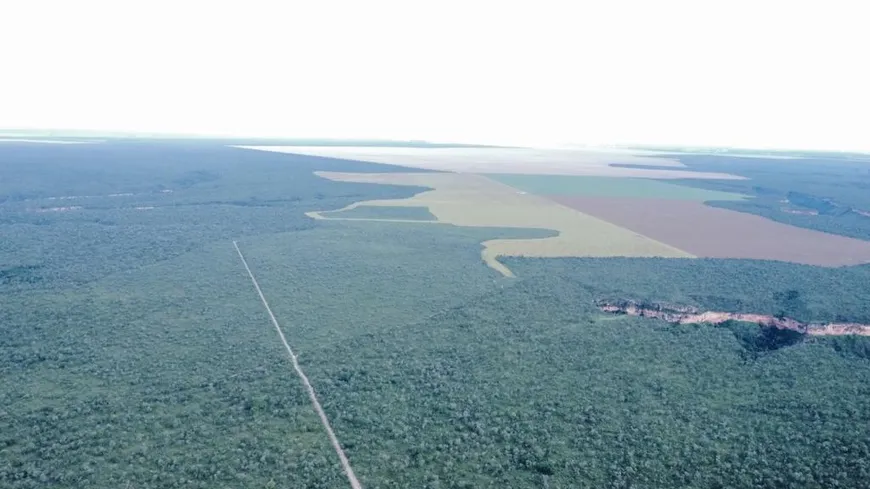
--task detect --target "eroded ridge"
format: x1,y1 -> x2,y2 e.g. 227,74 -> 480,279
598,300 -> 870,336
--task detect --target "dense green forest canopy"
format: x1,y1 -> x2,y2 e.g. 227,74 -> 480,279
2,141 -> 869,488
0,141 -> 432,291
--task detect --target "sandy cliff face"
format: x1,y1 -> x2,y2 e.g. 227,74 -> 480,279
597,300 -> 870,337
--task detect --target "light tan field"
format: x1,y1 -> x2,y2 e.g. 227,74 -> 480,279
238,146 -> 745,180
0,138 -> 91,144
309,172 -> 691,276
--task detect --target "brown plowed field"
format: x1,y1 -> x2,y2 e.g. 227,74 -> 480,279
311,172 -> 690,276
550,197 -> 870,266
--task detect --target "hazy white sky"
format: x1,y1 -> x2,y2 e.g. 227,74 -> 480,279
2,0 -> 868,150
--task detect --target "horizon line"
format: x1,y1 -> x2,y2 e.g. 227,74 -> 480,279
2,127 -> 868,155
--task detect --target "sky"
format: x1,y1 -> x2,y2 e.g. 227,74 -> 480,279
2,0 -> 868,150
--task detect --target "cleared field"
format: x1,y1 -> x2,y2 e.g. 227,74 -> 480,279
239,146 -> 745,180
312,172 -> 691,276
0,138 -> 91,144
488,174 -> 747,201
320,205 -> 436,221
551,196 -> 870,266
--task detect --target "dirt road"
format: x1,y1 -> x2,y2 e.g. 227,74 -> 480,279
233,240 -> 363,489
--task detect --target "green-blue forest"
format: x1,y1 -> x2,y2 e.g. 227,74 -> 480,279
2,141 -> 869,488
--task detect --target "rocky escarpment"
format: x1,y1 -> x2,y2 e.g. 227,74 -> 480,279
597,300 -> 870,337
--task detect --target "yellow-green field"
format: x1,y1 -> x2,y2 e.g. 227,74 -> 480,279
310,171 -> 691,276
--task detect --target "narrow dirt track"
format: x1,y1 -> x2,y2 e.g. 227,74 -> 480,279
307,208 -> 518,277
307,208 -> 442,225
233,240 -> 363,489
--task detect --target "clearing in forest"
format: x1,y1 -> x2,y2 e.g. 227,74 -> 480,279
318,205 -> 437,222
0,138 -> 92,144
552,197 -> 870,266
309,171 -> 691,276
487,174 -> 747,201
488,173 -> 870,266
238,145 -> 744,179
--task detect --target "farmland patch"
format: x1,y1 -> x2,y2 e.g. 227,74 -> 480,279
240,146 -> 744,179
311,172 -> 690,276
320,205 -> 436,221
488,174 -> 746,201
551,197 -> 870,266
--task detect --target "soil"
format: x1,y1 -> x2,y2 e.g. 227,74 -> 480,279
781,207 -> 819,216
550,196 -> 870,266
598,300 -> 870,336
33,206 -> 82,213
311,172 -> 690,277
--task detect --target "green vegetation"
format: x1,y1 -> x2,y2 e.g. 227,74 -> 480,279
0,142 -> 428,291
3,142 -> 870,488
721,320 -> 807,355
506,256 -> 870,324
2,246 -> 348,488
323,205 -> 437,221
487,174 -> 745,201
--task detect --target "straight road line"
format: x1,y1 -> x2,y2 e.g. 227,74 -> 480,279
233,240 -> 363,489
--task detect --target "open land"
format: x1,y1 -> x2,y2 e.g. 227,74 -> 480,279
551,197 -> 870,266
311,171 -> 691,276
0,138 -> 92,144
487,174 -> 747,200
238,145 -> 745,179
642,153 -> 870,241
309,165 -> 870,269
476,172 -> 870,267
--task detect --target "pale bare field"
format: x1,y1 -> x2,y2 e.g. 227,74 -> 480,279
237,146 -> 745,180
0,138 -> 92,144
310,172 -> 691,276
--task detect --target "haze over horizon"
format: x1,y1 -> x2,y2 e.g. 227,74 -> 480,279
2,0 -> 868,151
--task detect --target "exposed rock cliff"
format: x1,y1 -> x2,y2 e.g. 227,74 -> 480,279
597,300 -> 870,336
